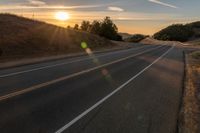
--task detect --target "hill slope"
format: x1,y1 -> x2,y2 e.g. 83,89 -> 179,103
153,21 -> 200,42
0,14 -> 113,59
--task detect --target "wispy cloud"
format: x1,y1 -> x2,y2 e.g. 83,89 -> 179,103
108,6 -> 124,12
0,5 -> 103,10
148,0 -> 178,8
28,0 -> 46,6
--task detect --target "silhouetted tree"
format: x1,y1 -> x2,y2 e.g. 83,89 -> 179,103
67,25 -> 71,29
79,17 -> 122,41
74,24 -> 79,30
98,16 -> 121,40
126,34 -> 148,42
89,20 -> 101,35
80,21 -> 91,31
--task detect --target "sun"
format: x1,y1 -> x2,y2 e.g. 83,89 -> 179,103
55,12 -> 70,21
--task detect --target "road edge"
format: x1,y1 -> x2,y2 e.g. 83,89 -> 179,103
0,45 -> 134,70
178,50 -> 200,133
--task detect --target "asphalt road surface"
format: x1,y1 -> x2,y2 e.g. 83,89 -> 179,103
0,43 -> 184,133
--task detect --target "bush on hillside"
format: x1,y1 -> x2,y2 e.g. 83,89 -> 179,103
187,21 -> 200,28
153,24 -> 194,42
125,34 -> 148,42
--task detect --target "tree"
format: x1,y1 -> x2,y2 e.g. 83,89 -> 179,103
73,17 -> 122,41
125,34 -> 148,42
74,24 -> 79,30
80,21 -> 91,31
99,16 -> 120,40
67,25 -> 71,29
89,20 -> 101,35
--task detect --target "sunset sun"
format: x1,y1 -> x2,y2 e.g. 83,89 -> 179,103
55,12 -> 70,21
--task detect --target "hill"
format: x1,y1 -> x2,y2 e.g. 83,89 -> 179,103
153,21 -> 200,42
125,34 -> 149,43
0,14 -> 113,60
119,33 -> 132,40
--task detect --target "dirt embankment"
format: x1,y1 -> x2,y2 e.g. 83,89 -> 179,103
179,51 -> 200,133
140,37 -> 184,46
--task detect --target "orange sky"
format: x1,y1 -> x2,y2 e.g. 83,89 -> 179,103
1,0 -> 200,35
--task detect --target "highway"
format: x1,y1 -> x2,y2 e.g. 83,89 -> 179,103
0,43 -> 184,133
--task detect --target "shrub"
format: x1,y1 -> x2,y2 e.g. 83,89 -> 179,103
191,51 -> 200,59
126,34 -> 148,42
154,24 -> 194,42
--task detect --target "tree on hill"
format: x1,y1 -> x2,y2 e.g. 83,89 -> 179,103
89,20 -> 101,35
79,17 -> 122,41
74,24 -> 79,30
125,34 -> 148,42
99,17 -> 120,40
187,21 -> 200,28
80,21 -> 91,31
153,24 -> 194,42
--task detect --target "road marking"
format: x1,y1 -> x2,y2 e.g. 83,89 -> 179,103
55,44 -> 175,133
0,45 -> 150,78
0,45 -> 164,101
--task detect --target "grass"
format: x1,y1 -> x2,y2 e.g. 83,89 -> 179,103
0,14 -> 114,61
191,51 -> 200,59
179,52 -> 200,133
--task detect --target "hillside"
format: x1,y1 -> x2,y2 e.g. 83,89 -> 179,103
153,21 -> 200,42
119,33 -> 132,40
0,14 -> 114,60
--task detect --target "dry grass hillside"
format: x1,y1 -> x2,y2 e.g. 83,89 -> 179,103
0,14 -> 114,60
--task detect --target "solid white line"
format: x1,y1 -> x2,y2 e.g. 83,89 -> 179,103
0,45 -> 164,101
0,45 -> 150,78
55,44 -> 175,133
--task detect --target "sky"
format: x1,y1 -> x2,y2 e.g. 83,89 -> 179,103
0,0 -> 200,35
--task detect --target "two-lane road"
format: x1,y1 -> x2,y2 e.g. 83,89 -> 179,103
0,43 -> 184,133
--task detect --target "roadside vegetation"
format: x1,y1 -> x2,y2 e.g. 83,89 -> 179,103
191,51 -> 200,59
179,51 -> 200,133
125,34 -> 148,43
69,17 -> 122,41
154,21 -> 200,42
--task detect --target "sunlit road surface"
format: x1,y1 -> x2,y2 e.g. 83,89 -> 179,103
0,43 -> 184,133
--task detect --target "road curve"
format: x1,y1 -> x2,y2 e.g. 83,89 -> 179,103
0,43 -> 184,133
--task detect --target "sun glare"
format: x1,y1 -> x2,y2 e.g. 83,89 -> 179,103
55,12 -> 70,21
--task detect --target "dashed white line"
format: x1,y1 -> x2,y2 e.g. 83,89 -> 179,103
0,45 -> 164,101
55,44 -> 175,133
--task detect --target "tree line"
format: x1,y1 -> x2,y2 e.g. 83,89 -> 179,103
153,24 -> 194,42
67,17 -> 122,41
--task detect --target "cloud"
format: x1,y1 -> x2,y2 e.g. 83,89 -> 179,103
148,0 -> 178,8
108,6 -> 124,12
0,4 -> 103,10
28,0 -> 46,6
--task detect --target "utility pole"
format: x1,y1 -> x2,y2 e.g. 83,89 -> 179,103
32,13 -> 35,20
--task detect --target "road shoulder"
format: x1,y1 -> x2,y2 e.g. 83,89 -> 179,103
0,42 -> 135,70
179,50 -> 200,133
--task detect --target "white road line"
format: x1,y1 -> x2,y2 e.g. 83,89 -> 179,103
0,45 -> 164,101
55,44 -> 175,133
0,45 -> 150,78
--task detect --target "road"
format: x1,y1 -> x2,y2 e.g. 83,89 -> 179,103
0,43 -> 184,133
